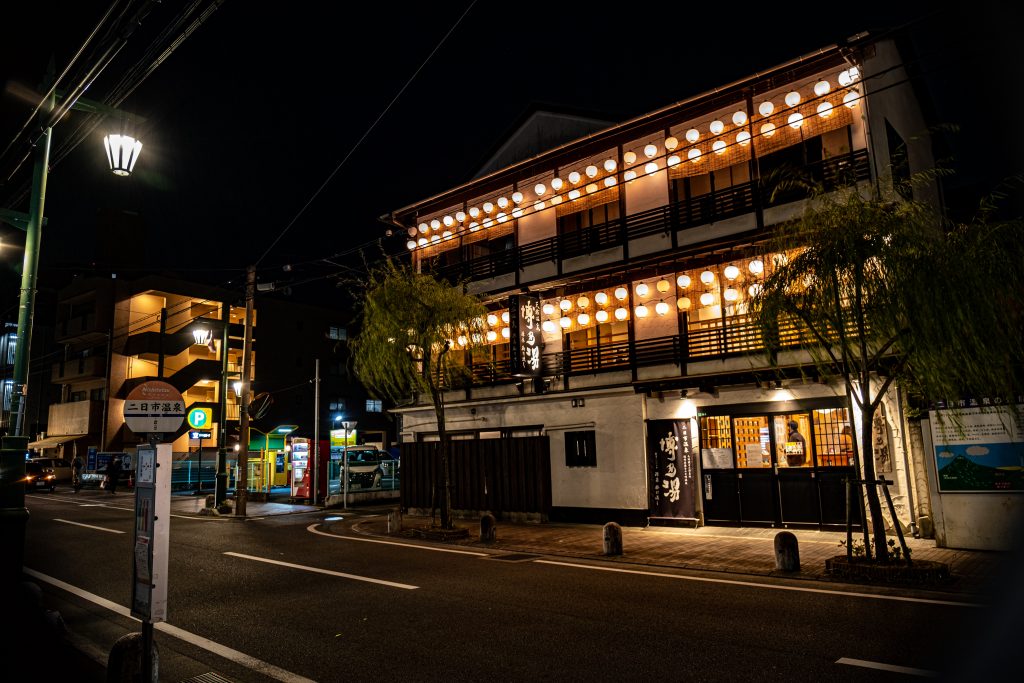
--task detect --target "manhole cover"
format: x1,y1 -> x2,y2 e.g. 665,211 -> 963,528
482,553 -> 540,562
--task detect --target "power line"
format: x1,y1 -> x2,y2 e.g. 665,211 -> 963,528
254,0 -> 479,266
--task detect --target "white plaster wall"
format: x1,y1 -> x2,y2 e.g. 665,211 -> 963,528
397,391 -> 650,511
562,247 -> 624,274
629,232 -> 672,258
518,208 -> 555,244
468,273 -> 516,296
521,261 -> 558,285
678,213 -> 757,247
632,297 -> 679,341
624,168 -> 669,214
862,40 -> 938,204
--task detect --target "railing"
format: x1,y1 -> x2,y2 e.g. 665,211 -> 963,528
431,150 -> 870,284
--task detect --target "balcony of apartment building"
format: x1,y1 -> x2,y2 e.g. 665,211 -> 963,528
51,354 -> 107,384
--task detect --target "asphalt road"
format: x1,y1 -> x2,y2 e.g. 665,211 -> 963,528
18,490 -> 1010,682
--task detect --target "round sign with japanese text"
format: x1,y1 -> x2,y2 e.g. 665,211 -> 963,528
124,381 -> 186,435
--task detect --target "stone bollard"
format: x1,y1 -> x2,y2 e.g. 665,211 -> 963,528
107,632 -> 158,683
603,522 -> 623,556
205,494 -> 216,508
480,513 -> 497,543
774,531 -> 800,572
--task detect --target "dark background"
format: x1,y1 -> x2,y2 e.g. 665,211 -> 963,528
1,1 -> 1019,307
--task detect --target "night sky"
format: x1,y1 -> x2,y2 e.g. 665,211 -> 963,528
1,1 -> 1018,308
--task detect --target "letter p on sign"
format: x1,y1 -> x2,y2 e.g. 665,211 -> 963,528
188,407 -> 211,430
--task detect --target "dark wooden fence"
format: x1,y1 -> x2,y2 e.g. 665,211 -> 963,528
400,436 -> 551,519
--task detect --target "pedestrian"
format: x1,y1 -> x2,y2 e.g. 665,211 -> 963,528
105,456 -> 122,494
71,454 -> 84,493
786,419 -> 806,467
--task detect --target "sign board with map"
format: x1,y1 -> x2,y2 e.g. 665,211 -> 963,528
931,406 -> 1024,492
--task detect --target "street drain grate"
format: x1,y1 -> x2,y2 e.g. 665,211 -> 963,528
180,673 -> 234,683
482,553 -> 541,562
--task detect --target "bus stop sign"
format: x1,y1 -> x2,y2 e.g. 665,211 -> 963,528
124,381 -> 185,436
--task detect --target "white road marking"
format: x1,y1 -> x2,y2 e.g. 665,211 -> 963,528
534,560 -> 982,607
837,657 -> 939,677
307,523 -> 489,556
54,518 -> 125,534
224,551 -> 419,590
27,494 -> 229,521
22,568 -> 316,683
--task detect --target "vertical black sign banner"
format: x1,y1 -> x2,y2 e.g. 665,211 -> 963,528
509,294 -> 542,377
647,419 -> 696,520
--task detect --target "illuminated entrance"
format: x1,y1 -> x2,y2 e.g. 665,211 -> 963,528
698,399 -> 861,528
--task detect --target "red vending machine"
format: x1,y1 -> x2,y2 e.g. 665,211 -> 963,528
290,438 -> 310,499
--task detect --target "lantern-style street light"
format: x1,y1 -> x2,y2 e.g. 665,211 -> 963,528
103,133 -> 144,176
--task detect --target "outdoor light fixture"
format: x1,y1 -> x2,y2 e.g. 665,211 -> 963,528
233,381 -> 243,396
501,311 -> 510,324
644,143 -> 658,158
496,212 -> 508,223
568,189 -> 581,200
667,155 -> 681,166
594,292 -> 608,305
576,296 -> 590,309
724,265 -> 740,280
655,301 -> 670,316
635,304 -> 649,318
843,90 -> 861,108
736,131 -> 751,146
700,270 -> 715,285
407,240 -> 417,250
664,137 -> 678,151
749,259 -> 764,274
512,191 -> 524,204
534,183 -> 547,196
560,298 -> 572,311
487,330 -> 497,342
512,208 -> 524,218
586,183 -> 598,194
543,303 -> 555,315
534,201 -> 545,211
487,313 -> 498,326
677,296 -> 691,310
542,320 -> 556,333
700,292 -> 715,306
814,80 -> 831,96
501,327 -> 510,339
788,112 -> 804,129
817,101 -> 833,118
748,283 -> 762,297
551,177 -> 564,190
469,206 -> 480,218
103,133 -> 143,176
577,313 -> 590,326
595,310 -> 609,323
712,140 -> 727,154
623,151 -> 637,164
418,222 -> 428,233
688,148 -> 702,162
838,67 -> 859,86
758,101 -> 774,116
455,211 -> 466,222
483,202 -> 494,213
732,110 -> 747,126
760,122 -> 776,137
614,307 -> 628,321
192,328 -> 211,345
624,170 -> 637,181
604,158 -> 617,172
685,128 -> 700,143
724,287 -> 739,302
560,316 -> 572,329
585,165 -> 598,178
644,162 -> 658,174
709,120 -> 724,135
443,215 -> 454,227
657,279 -> 671,293
614,287 -> 628,300
677,274 -> 691,288
785,91 -> 801,107
635,282 -> 649,297
497,196 -> 509,209
568,171 -> 582,184
430,219 -> 441,230
604,177 -> 617,187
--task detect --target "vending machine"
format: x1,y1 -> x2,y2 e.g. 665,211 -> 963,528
290,438 -> 310,498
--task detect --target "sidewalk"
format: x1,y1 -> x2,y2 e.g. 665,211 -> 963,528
160,495 -> 1014,598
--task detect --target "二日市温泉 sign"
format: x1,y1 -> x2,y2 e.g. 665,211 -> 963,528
932,406 -> 1024,492
509,294 -> 542,377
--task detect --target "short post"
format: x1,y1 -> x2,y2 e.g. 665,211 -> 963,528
480,513 -> 497,543
773,531 -> 800,572
603,522 -> 623,556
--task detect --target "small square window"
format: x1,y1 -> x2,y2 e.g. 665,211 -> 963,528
565,431 -> 597,467
366,399 -> 382,413
328,326 -> 347,341
329,400 -> 346,412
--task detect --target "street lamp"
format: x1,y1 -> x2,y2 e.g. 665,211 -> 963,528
103,133 -> 143,176
340,420 -> 357,509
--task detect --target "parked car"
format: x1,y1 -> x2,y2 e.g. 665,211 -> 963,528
340,447 -> 391,490
24,458 -> 72,491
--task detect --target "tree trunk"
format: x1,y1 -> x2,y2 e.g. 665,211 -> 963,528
430,385 -> 452,529
860,392 -> 889,562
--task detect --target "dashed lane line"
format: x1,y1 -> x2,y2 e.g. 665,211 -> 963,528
836,657 -> 939,677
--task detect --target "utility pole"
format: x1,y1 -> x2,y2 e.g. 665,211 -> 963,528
313,359 -> 320,505
215,302 -> 230,504
236,265 -> 256,517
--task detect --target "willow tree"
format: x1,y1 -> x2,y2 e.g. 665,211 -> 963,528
351,260 -> 486,529
749,177 -> 1024,561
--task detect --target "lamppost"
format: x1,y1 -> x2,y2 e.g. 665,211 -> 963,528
340,420 -> 357,509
